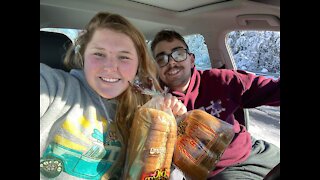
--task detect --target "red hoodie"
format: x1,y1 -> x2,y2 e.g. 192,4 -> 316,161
167,67 -> 280,177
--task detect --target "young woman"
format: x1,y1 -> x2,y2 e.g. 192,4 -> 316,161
40,12 -> 186,179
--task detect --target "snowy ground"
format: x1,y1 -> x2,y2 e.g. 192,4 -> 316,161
247,106 -> 280,148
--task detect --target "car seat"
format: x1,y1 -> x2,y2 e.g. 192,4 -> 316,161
40,31 -> 72,71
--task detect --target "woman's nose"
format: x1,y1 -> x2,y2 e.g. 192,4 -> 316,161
103,56 -> 117,70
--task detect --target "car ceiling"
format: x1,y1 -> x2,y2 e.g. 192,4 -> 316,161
129,0 -> 229,12
40,0 -> 279,40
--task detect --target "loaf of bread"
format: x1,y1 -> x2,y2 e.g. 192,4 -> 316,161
124,107 -> 177,180
174,109 -> 235,180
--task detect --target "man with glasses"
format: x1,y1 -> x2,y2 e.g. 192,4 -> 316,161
150,29 -> 280,180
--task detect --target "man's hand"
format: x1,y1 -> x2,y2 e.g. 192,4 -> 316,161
163,93 -> 187,117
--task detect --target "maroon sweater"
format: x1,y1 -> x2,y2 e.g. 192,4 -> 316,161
166,67 -> 280,177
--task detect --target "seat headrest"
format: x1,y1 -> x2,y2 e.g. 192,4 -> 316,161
40,31 -> 72,71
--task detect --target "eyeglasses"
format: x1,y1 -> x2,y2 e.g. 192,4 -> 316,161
155,48 -> 189,67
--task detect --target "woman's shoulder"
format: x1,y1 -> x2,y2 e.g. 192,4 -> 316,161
40,63 -> 82,89
40,63 -> 69,76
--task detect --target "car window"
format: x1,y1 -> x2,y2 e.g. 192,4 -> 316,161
226,30 -> 280,148
226,30 -> 280,79
184,34 -> 212,70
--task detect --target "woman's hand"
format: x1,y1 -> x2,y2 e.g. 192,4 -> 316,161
163,93 -> 187,117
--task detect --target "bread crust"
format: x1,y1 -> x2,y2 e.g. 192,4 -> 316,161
126,107 -> 177,179
174,109 -> 234,180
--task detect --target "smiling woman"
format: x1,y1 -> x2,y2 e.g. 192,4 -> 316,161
41,0 -> 280,178
40,12 -> 166,179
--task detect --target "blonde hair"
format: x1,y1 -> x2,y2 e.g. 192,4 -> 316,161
64,12 -> 161,145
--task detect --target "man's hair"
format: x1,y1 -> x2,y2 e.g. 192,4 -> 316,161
150,29 -> 189,54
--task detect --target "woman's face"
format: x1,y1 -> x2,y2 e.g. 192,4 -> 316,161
83,28 -> 139,99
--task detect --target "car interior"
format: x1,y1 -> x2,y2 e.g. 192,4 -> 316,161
40,0 -> 280,132
40,0 -> 280,179
40,31 -> 72,72
40,0 -> 279,68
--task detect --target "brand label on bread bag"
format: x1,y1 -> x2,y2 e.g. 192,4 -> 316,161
177,120 -> 218,165
141,168 -> 169,180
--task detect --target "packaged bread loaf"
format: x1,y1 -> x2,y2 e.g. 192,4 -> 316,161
173,109 -> 235,180
123,95 -> 177,180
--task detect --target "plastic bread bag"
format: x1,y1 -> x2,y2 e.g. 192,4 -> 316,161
173,109 -> 235,180
123,82 -> 177,180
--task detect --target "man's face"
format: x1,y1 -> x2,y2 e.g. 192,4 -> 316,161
153,38 -> 195,92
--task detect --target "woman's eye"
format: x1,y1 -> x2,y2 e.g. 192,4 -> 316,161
94,52 -> 104,57
119,56 -> 130,60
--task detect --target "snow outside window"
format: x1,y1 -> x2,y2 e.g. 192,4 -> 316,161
184,34 -> 212,70
226,30 -> 280,79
